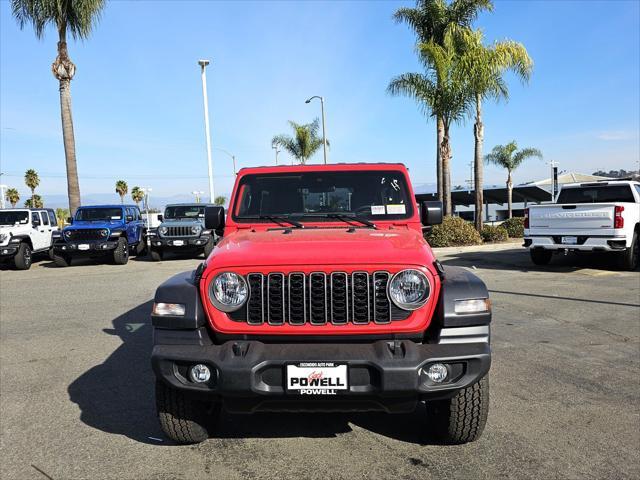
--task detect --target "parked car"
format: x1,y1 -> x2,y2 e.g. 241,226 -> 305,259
524,180 -> 640,270
0,208 -> 58,270
52,204 -> 146,267
147,203 -> 217,261
150,163 -> 492,445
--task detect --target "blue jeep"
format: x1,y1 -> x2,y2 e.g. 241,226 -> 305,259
52,204 -> 147,267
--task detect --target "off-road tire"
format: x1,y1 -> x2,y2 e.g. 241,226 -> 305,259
425,375 -> 489,444
203,236 -> 215,258
135,230 -> 148,257
156,380 -> 216,444
12,242 -> 32,270
112,237 -> 129,265
530,249 -> 552,266
618,231 -> 638,271
150,248 -> 163,261
53,252 -> 72,267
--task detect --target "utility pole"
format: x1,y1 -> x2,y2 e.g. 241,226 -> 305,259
198,59 -> 215,202
305,96 -> 328,164
548,160 -> 559,202
140,187 -> 152,227
272,143 -> 280,165
192,190 -> 204,203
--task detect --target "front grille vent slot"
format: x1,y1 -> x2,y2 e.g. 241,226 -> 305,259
165,226 -> 195,237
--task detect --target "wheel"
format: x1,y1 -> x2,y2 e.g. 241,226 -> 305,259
530,249 -> 552,265
155,380 -> 218,444
618,231 -> 639,271
52,252 -> 72,267
12,243 -> 32,270
135,230 -> 148,256
112,237 -> 130,265
425,375 -> 489,444
149,248 -> 163,261
203,236 -> 215,258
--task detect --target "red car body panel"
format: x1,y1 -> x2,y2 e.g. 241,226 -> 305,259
199,163 -> 440,335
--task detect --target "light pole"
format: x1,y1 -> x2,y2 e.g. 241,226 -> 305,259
198,59 -> 215,202
215,148 -> 237,176
305,95 -> 328,164
140,187 -> 152,227
548,160 -> 559,202
271,142 -> 280,165
191,190 -> 204,203
0,184 -> 6,209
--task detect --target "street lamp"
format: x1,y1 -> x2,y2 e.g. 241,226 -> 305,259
140,187 -> 152,227
271,142 -> 280,165
215,148 -> 237,176
0,184 -> 7,209
305,95 -> 328,164
198,59 -> 215,202
191,190 -> 204,203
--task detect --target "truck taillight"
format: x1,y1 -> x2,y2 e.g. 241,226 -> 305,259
524,208 -> 529,229
614,206 -> 624,229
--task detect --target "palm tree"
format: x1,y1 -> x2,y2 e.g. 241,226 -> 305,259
131,186 -> 144,208
56,207 -> 69,228
12,0 -> 106,215
24,169 -> 40,207
115,180 -> 128,204
214,196 -> 227,206
25,194 -> 44,208
457,29 -> 533,231
5,188 -> 20,207
485,141 -> 542,218
272,119 -> 328,164
392,0 -> 493,203
388,36 -> 470,216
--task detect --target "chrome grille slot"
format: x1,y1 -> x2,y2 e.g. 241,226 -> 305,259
309,273 -> 327,324
288,273 -> 306,325
351,272 -> 370,324
373,272 -> 391,324
330,272 -> 349,324
267,273 -> 285,324
247,274 -> 264,324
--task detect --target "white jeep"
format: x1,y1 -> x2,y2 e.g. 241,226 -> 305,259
0,208 -> 59,270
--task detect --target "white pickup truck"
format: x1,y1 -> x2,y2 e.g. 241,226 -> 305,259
524,180 -> 640,270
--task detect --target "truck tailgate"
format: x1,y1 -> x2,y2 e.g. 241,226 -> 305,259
529,204 -> 615,231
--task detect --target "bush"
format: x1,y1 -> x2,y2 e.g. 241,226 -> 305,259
426,216 -> 482,247
480,225 -> 508,243
501,217 -> 525,238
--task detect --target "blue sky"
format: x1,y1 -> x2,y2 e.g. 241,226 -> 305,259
1,0 -> 639,206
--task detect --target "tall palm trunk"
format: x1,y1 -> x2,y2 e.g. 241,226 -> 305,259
436,115 -> 444,203
53,26 -> 81,215
473,94 -> 484,231
440,123 -> 452,216
506,171 -> 513,219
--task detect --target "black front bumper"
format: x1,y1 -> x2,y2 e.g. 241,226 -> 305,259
53,239 -> 118,255
151,335 -> 491,413
0,245 -> 19,258
148,235 -> 210,250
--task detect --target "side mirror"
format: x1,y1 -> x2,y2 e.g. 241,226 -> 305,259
67,217 -> 73,224
157,214 -> 163,222
126,215 -> 134,222
421,201 -> 443,226
204,206 -> 225,231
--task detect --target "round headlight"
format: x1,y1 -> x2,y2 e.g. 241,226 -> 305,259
158,226 -> 168,236
100,229 -> 109,238
388,269 -> 430,310
64,230 -> 72,238
191,225 -> 202,235
209,272 -> 248,312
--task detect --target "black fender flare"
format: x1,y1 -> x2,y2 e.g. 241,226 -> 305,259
435,265 -> 491,328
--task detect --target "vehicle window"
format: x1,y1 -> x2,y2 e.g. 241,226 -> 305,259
32,212 -> 42,223
0,211 -> 29,225
635,185 -> 640,199
233,170 -> 413,222
164,205 -> 205,219
40,211 -> 49,225
557,185 -> 635,204
75,208 -> 123,221
48,210 -> 57,226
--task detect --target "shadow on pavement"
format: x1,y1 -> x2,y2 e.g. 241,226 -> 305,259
69,301 -> 436,446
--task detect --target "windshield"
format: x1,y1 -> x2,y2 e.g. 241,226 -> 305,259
233,170 -> 413,222
557,185 -> 635,204
75,208 -> 123,221
164,205 -> 205,219
0,211 -> 29,225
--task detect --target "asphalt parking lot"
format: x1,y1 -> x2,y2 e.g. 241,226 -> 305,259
1,245 -> 639,480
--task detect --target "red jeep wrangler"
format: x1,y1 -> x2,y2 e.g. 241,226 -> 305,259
151,163 -> 491,444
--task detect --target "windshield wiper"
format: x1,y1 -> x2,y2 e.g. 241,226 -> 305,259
298,213 -> 377,229
238,215 -> 304,229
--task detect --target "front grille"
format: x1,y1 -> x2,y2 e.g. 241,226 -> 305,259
67,229 -> 106,240
164,226 -> 196,237
237,271 -> 411,326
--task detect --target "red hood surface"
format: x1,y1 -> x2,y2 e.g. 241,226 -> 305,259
207,226 -> 435,269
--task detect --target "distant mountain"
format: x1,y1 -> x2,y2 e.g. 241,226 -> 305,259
30,193 -> 230,210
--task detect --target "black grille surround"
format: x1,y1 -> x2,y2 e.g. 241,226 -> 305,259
232,271 -> 412,326
164,226 -> 197,237
66,229 -> 108,241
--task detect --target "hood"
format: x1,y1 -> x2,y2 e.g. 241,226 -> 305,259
160,218 -> 204,227
208,227 -> 434,268
65,220 -> 124,231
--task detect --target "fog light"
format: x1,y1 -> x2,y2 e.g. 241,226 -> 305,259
189,364 -> 211,383
426,363 -> 448,383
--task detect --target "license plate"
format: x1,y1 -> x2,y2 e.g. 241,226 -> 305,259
172,240 -> 184,246
561,236 -> 578,245
78,244 -> 90,251
286,362 -> 348,395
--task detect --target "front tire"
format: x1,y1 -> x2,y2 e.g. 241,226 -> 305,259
135,230 -> 148,257
203,236 -> 215,258
425,375 -> 489,444
155,380 -> 217,444
618,231 -> 638,271
530,249 -> 552,266
112,237 -> 129,265
149,248 -> 163,261
12,243 -> 32,270
53,252 -> 72,267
